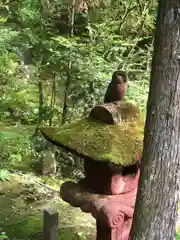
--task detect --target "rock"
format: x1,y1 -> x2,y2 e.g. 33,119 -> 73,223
89,101 -> 140,125
41,150 -> 56,176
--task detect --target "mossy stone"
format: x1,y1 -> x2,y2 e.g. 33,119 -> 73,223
40,114 -> 145,166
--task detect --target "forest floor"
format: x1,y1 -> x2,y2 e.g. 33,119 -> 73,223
0,172 -> 96,240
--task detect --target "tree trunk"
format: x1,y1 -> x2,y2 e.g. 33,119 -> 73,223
34,78 -> 44,136
33,78 -> 45,141
62,60 -> 72,124
38,79 -> 44,124
49,76 -> 56,127
130,1 -> 180,239
61,0 -> 76,125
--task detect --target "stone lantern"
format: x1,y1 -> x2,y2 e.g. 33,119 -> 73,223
40,100 -> 144,240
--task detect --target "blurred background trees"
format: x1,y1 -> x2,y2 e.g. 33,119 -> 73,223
0,0 -> 157,177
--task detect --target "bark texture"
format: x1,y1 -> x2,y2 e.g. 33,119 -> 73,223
130,1 -> 180,240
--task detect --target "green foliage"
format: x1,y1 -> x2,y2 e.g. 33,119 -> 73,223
177,234 -> 180,240
0,126 -> 36,170
60,230 -> 92,240
0,29 -> 19,52
0,232 -> 8,240
0,0 -> 154,125
0,170 -> 10,181
0,0 -> 155,182
0,0 -> 154,202
0,0 -> 154,177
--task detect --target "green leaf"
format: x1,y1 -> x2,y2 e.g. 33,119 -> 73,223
0,169 -> 10,181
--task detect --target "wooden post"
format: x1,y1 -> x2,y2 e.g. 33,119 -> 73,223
43,208 -> 59,240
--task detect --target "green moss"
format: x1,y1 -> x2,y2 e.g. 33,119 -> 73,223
2,215 -> 42,238
40,113 -> 145,166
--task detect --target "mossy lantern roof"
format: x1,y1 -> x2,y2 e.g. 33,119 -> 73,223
40,114 -> 145,167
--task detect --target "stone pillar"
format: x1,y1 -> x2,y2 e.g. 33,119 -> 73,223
95,203 -> 132,240
60,172 -> 139,240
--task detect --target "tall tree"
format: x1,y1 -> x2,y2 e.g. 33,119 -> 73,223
61,0 -> 76,124
130,0 -> 180,239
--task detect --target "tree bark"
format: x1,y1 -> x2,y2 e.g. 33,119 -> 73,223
61,0 -> 76,125
130,1 -> 180,240
49,76 -> 56,126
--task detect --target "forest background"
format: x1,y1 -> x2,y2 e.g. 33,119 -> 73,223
0,0 -> 156,171
0,0 -> 164,239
